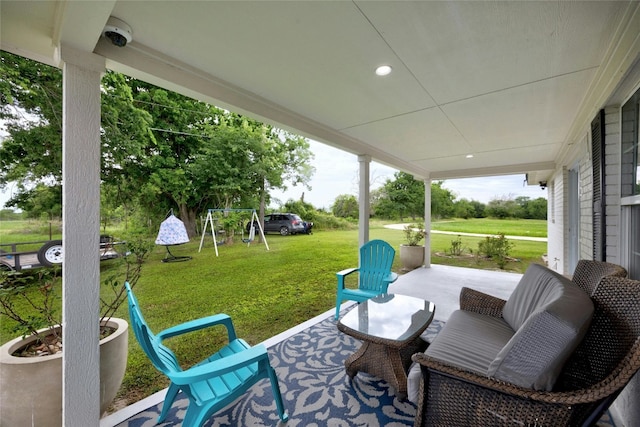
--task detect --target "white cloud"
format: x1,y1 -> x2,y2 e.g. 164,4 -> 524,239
270,140 -> 548,209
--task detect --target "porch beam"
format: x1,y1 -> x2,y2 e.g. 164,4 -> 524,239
60,46 -> 105,426
358,154 -> 371,247
424,178 -> 431,268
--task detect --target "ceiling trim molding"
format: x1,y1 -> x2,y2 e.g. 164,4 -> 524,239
431,162 -> 556,180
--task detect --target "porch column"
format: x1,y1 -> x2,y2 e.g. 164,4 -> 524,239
424,178 -> 431,267
60,46 -> 105,426
358,155 -> 371,246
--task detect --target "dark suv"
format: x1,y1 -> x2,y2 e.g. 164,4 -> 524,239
247,213 -> 307,236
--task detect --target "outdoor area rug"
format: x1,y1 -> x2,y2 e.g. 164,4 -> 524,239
116,315 -> 617,427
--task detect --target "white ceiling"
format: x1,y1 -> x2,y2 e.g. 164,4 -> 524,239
2,1 -> 640,183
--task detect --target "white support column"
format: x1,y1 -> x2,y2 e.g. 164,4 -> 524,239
358,155 -> 371,247
61,46 -> 105,426
424,178 -> 432,267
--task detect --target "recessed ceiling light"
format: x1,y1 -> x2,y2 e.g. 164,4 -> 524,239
375,65 -> 392,76
466,154 -> 474,158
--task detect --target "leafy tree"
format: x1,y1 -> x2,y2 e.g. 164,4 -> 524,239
0,52 -> 314,236
430,181 -> 455,219
0,52 -> 64,214
380,172 -> 425,220
332,194 -> 358,219
470,200 -> 487,218
453,198 -> 475,219
486,196 -> 519,219
453,198 -> 486,219
515,196 -> 547,220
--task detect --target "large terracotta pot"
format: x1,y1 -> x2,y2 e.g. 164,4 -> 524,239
399,244 -> 425,271
0,318 -> 128,427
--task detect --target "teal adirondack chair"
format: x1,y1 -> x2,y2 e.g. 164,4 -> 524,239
125,283 -> 288,426
334,239 -> 398,319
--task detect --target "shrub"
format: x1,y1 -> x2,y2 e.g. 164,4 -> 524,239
447,236 -> 465,256
477,233 -> 513,269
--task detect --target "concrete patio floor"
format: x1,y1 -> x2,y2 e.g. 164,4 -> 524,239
101,264 -> 523,426
390,263 -> 522,322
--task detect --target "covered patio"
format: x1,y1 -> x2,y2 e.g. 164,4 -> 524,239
100,264 -> 618,426
2,1 -> 640,425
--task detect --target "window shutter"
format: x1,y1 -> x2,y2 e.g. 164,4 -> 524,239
591,109 -> 606,261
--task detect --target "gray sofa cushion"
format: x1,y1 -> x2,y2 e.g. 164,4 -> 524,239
503,263 -> 567,330
489,267 -> 594,390
424,310 -> 515,375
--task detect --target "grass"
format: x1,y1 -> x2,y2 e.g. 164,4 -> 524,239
0,218 -> 547,408
431,218 -> 547,237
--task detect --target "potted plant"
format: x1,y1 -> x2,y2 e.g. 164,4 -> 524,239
0,236 -> 153,427
399,224 -> 427,271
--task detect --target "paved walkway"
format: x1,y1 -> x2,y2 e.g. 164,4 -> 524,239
385,223 -> 547,242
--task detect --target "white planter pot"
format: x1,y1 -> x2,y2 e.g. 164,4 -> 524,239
400,244 -> 425,271
0,318 -> 128,427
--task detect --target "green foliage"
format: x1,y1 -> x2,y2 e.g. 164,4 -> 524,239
403,224 -> 426,246
0,268 -> 61,351
477,233 -> 514,269
378,172 -> 425,220
0,209 -> 24,221
0,53 -> 314,235
0,236 -> 152,355
485,196 -> 547,220
331,194 -> 358,219
453,198 -> 485,219
431,181 -> 456,219
447,236 -> 465,256
99,236 -> 155,324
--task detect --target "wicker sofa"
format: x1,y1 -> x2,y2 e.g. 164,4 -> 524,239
408,261 -> 639,427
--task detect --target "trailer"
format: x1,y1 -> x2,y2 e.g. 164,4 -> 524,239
0,236 -> 124,271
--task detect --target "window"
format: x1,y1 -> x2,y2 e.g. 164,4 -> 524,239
621,88 -> 640,197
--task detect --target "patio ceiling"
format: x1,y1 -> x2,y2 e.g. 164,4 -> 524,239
2,1 -> 639,183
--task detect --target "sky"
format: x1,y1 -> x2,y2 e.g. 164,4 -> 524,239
269,140 -> 548,210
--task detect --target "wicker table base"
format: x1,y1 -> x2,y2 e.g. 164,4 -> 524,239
337,294 -> 435,400
343,333 -> 429,399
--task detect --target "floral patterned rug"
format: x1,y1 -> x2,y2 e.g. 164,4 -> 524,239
116,315 -> 616,427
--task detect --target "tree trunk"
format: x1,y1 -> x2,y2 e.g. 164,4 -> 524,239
179,204 -> 197,238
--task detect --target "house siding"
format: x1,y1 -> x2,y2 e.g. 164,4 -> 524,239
568,103 -> 638,427
547,175 -> 565,273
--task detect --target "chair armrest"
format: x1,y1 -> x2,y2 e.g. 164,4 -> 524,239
157,313 -> 237,342
169,344 -> 269,385
336,267 -> 359,290
337,267 -> 358,277
411,353 -> 624,406
459,287 -> 506,318
384,272 -> 399,284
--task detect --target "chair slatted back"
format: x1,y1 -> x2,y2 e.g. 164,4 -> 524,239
358,239 -> 396,292
125,283 -> 183,376
556,276 -> 640,393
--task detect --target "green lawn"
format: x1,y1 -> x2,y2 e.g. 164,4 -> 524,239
1,219 -> 547,408
431,218 -> 547,237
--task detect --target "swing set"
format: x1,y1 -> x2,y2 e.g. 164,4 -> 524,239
198,208 -> 269,256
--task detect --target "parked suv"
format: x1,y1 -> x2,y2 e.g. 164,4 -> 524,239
247,213 -> 306,236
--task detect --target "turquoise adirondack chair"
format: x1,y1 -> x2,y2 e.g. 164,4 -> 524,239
334,239 -> 398,319
125,283 -> 288,426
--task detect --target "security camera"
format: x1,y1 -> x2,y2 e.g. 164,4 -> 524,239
102,17 -> 132,47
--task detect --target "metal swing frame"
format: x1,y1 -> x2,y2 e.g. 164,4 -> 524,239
198,208 -> 269,256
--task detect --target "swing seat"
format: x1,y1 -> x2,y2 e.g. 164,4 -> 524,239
156,214 -> 192,263
241,223 -> 256,243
